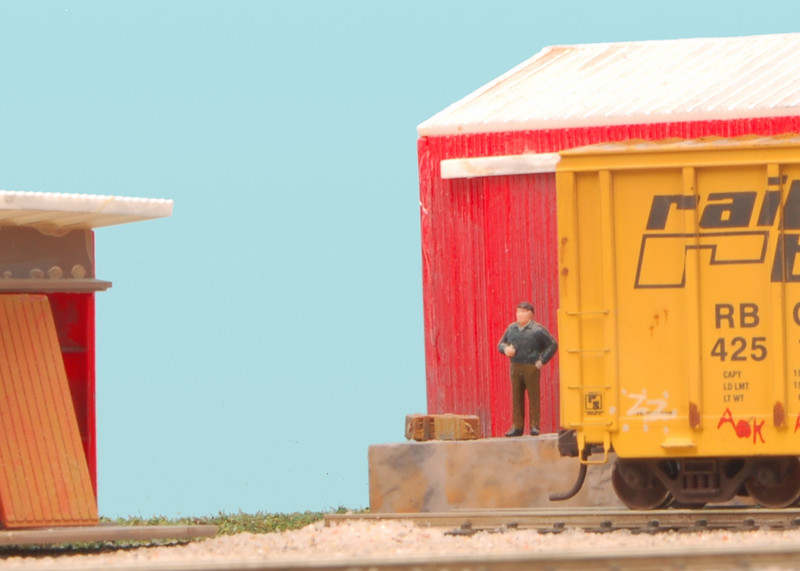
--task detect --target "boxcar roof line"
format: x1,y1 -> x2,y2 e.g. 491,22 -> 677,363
418,33 -> 800,136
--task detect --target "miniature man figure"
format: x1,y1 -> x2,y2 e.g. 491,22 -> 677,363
498,302 -> 558,437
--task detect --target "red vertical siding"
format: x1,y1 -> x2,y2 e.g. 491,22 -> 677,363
48,292 -> 96,495
418,116 -> 800,437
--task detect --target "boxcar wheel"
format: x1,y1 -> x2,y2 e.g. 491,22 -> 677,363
745,457 -> 800,508
612,459 -> 672,510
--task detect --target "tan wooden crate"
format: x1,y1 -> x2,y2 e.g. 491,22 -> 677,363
405,414 -> 480,441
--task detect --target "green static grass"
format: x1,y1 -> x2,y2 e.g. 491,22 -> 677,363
0,508 -> 366,555
104,506 -> 362,535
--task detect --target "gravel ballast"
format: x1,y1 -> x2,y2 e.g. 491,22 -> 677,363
3,520 -> 800,567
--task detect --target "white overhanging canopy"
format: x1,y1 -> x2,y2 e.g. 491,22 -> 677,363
0,191 -> 173,292
0,190 -> 173,229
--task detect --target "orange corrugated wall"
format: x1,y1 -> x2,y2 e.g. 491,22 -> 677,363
0,294 -> 97,528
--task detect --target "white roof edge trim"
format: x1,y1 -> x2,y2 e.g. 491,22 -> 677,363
441,153 -> 561,179
0,191 -> 173,229
420,106 -> 800,137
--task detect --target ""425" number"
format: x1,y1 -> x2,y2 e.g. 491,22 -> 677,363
710,337 -> 767,362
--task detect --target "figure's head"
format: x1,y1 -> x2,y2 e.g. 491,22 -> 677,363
516,302 -> 534,326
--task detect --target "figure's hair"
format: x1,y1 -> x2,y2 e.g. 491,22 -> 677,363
517,302 -> 535,313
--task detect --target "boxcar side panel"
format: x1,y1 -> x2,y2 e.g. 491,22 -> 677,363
558,138 -> 800,458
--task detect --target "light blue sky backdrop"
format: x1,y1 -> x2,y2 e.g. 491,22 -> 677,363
0,0 -> 797,517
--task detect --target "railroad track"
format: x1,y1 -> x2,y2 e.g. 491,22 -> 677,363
324,506 -> 800,534
31,545 -> 800,570
10,508 -> 800,570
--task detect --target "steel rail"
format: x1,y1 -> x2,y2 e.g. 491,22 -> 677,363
325,507 -> 800,533
32,544 -> 800,571
0,524 -> 219,547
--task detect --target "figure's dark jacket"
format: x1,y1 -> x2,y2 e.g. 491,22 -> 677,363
498,321 -> 558,365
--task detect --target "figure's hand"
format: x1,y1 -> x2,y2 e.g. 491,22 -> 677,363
535,360 -> 543,370
504,345 -> 516,357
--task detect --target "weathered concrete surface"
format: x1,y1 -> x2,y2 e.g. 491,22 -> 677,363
369,434 -> 622,513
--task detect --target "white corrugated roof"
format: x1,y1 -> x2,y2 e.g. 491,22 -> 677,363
418,33 -> 800,136
0,191 -> 173,229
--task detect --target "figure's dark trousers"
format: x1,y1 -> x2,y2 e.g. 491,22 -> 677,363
510,362 -> 540,430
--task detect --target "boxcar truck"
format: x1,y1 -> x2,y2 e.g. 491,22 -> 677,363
553,135 -> 800,509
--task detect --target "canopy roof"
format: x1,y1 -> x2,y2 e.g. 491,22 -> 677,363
0,191 -> 173,229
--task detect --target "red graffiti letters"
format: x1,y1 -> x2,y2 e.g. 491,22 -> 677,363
717,408 -> 765,444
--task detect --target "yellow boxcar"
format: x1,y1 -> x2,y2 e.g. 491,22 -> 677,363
555,135 -> 800,508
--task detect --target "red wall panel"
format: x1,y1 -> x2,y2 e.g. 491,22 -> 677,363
418,116 -> 800,436
47,292 -> 96,495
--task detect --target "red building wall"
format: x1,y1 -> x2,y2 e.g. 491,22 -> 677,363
418,116 -> 800,437
48,293 -> 96,494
